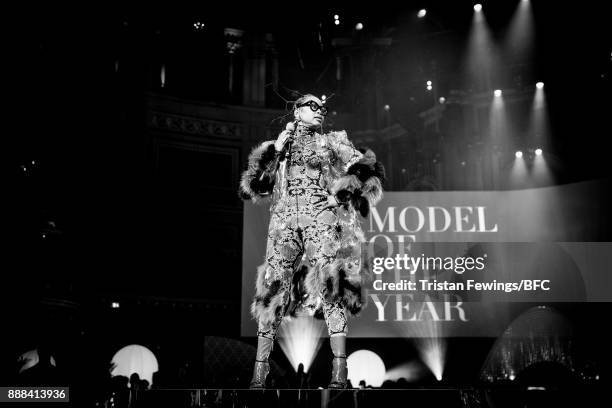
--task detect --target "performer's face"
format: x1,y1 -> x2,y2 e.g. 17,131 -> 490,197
295,96 -> 326,128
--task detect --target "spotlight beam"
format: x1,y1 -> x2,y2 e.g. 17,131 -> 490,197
277,316 -> 325,373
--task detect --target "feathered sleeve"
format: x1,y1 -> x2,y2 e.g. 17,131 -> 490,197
238,140 -> 280,202
328,131 -> 385,217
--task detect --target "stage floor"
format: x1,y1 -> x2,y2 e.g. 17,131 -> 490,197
139,385 -> 604,407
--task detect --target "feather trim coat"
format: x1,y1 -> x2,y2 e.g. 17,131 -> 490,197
239,130 -> 385,325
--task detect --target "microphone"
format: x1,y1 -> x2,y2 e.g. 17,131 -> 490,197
281,121 -> 298,161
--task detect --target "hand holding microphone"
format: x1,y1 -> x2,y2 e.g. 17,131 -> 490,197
275,121 -> 297,152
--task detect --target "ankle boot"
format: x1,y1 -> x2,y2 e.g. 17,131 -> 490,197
250,336 -> 274,389
328,335 -> 348,389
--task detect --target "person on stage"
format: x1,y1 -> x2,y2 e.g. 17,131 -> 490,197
239,94 -> 385,388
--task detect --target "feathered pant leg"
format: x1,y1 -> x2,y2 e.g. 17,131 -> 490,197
303,209 -> 348,337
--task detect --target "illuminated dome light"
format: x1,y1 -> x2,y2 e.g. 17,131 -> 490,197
474,4 -> 483,12
111,345 -> 159,387
417,9 -> 427,18
535,148 -> 543,156
439,97 -> 446,104
536,82 -> 544,89
355,23 -> 363,30
347,350 -> 386,387
515,151 -> 523,158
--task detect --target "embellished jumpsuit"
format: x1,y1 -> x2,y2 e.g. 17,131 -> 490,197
257,128 -> 363,340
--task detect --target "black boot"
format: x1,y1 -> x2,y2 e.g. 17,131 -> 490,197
250,336 -> 274,389
328,335 -> 348,389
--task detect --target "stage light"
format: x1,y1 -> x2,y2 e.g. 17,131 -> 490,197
334,20 -> 340,25
355,23 -> 363,30
536,82 -> 544,89
535,148 -> 542,156
384,104 -> 390,111
461,161 -> 466,166
334,14 -> 339,20
474,4 -> 482,12
426,80 -> 432,86
277,316 -> 325,373
347,350 -> 386,387
111,345 -> 159,386
427,85 -> 433,91
112,302 -> 120,308
193,21 -> 205,31
515,151 -> 523,158
42,233 -> 46,239
494,89 -> 502,97
31,160 -> 36,165
321,94 -> 326,101
439,97 -> 446,104
417,9 -> 427,18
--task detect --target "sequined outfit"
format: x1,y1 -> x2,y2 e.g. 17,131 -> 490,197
240,125 -> 384,339
256,128 -> 361,338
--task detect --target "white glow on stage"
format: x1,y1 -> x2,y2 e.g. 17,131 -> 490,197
396,314 -> 447,381
111,344 -> 159,387
474,4 -> 482,13
384,361 -> 427,382
277,315 -> 325,373
414,336 -> 446,381
417,9 -> 427,18
535,148 -> 542,156
494,89 -> 502,97
347,350 -> 386,387
515,150 -> 523,158
536,82 -> 544,89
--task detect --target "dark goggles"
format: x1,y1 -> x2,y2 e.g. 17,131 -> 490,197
297,101 -> 328,116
